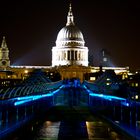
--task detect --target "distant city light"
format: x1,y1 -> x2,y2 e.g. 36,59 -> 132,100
24,70 -> 28,74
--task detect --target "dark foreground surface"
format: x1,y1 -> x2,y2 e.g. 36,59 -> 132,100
4,106 -> 134,140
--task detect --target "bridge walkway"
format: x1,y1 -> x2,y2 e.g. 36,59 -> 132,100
0,79 -> 140,139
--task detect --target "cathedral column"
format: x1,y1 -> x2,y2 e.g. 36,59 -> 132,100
77,51 -> 79,60
63,51 -> 65,60
81,51 -> 83,61
65,51 -> 67,60
62,51 -> 64,60
61,51 -> 62,61
82,51 -> 84,61
60,51 -> 63,61
58,52 -> 60,61
78,51 -> 81,60
67,51 -> 69,60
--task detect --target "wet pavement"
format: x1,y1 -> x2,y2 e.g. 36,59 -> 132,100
33,106 -> 132,140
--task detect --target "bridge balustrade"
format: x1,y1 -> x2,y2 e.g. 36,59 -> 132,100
83,81 -> 140,134
0,80 -> 63,138
1,79 -> 140,139
0,95 -> 53,138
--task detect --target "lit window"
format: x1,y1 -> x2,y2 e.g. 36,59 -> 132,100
106,83 -> 110,85
122,73 -> 128,79
135,83 -> 138,87
90,77 -> 96,81
90,69 -> 97,73
135,95 -> 139,100
24,70 -> 28,74
107,78 -> 110,81
103,57 -> 107,62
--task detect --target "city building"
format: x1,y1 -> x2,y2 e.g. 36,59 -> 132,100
0,4 -> 129,82
0,36 -> 10,69
52,4 -> 88,67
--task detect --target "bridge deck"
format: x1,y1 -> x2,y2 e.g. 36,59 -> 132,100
3,106 -> 133,140
0,79 -> 140,139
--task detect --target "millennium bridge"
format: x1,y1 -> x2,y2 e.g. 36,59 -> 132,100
0,70 -> 140,140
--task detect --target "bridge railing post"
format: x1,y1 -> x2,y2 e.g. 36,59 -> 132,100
113,101 -> 116,121
129,102 -> 132,128
6,110 -> 9,128
53,94 -> 55,106
120,101 -> 123,122
24,106 -> 27,118
31,105 -> 34,114
88,94 -> 90,106
135,100 -> 138,132
0,111 -> 2,128
16,108 -> 19,122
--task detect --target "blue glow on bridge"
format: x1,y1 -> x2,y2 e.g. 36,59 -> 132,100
121,101 -> 130,107
14,99 -> 33,106
14,85 -> 64,106
83,84 -> 131,108
83,85 -> 126,101
90,93 -> 126,101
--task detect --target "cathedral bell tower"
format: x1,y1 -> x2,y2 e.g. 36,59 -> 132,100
0,36 -> 10,69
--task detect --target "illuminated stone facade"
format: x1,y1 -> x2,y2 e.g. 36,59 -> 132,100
0,4 -> 129,82
52,4 -> 88,67
0,37 -> 10,69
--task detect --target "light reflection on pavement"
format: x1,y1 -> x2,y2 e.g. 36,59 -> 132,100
35,120 -> 131,140
36,121 -> 60,140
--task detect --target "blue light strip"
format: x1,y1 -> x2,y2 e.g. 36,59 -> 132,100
121,101 -> 129,107
14,85 -> 64,106
83,85 -> 126,101
83,84 -> 132,107
14,99 -> 33,106
16,96 -> 39,101
89,93 -> 126,101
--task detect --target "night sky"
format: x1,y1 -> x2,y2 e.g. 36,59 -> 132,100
0,0 -> 140,71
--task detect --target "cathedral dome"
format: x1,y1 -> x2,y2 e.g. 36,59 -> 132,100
56,4 -> 85,46
52,4 -> 88,67
56,25 -> 84,42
